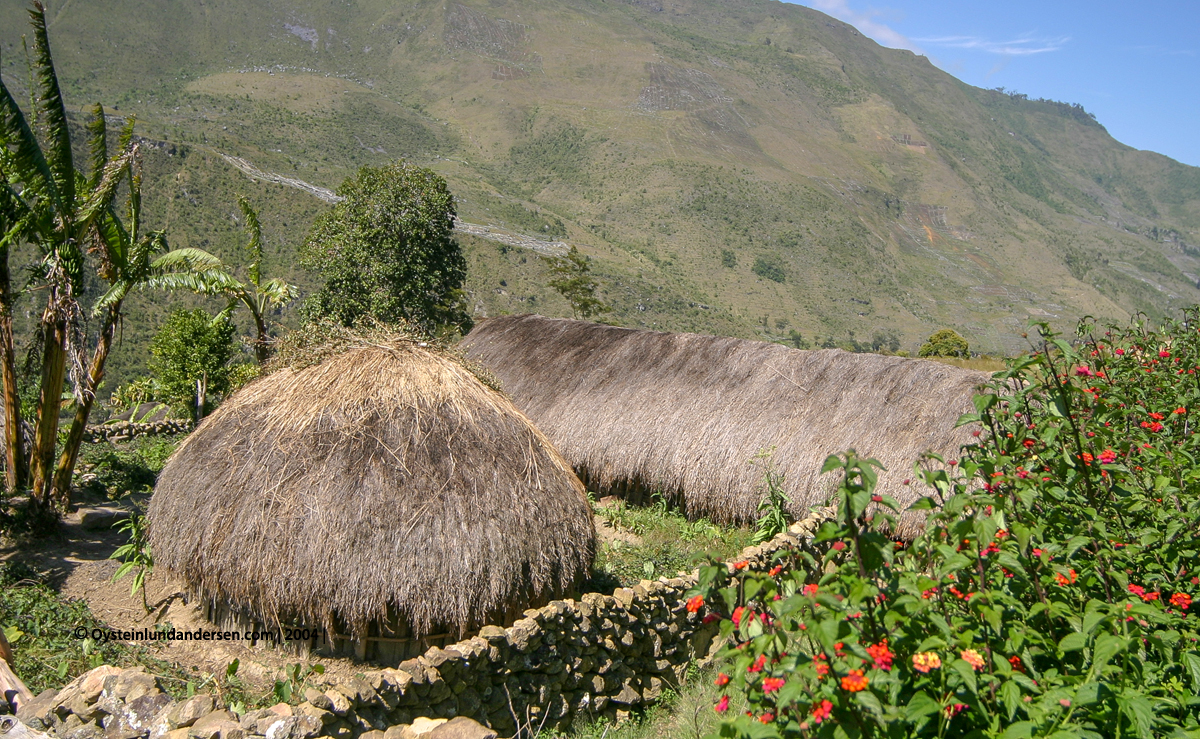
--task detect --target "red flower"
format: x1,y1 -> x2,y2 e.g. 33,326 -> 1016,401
762,677 -> 785,693
1170,593 -> 1192,610
1176,407 -> 1188,414
871,494 -> 883,502
1149,412 -> 1165,420
714,696 -> 729,713
715,673 -> 730,687
768,565 -> 783,577
1008,655 -> 1025,673
813,655 -> 830,678
1115,348 -> 1125,355
758,713 -> 774,724
686,595 -> 704,613
810,700 -> 833,724
1075,366 -> 1093,377
1128,583 -> 1146,596
702,613 -> 720,624
1160,350 -> 1171,358
734,560 -> 749,570
832,541 -> 847,551
841,670 -> 868,692
866,640 -> 893,671
732,606 -> 746,626
944,703 -> 968,719
1100,449 -> 1118,464
749,654 -> 767,673
803,583 -> 819,596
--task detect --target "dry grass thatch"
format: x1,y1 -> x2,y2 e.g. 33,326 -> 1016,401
148,337 -> 595,641
462,315 -> 991,536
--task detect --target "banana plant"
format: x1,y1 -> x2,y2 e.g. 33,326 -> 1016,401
145,196 -> 295,365
0,2 -> 138,509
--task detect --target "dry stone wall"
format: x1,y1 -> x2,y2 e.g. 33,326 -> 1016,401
83,420 -> 193,445
10,517 -> 830,739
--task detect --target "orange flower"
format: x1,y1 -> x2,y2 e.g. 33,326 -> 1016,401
1054,569 -> 1077,586
714,673 -> 730,687
840,670 -> 868,692
866,640 -> 893,671
686,595 -> 704,613
961,649 -> 985,671
1170,592 -> 1193,610
912,652 -> 941,673
734,560 -> 749,570
768,565 -> 783,576
762,677 -> 785,693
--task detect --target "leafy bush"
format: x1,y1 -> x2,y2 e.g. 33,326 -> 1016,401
918,328 -> 970,358
78,434 -> 184,499
150,309 -> 238,418
752,255 -> 787,283
695,313 -> 1200,738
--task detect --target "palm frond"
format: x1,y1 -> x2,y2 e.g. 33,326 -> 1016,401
78,148 -> 132,230
258,278 -> 296,309
0,55 -> 59,214
143,269 -> 244,296
29,1 -> 75,210
237,196 -> 263,287
150,247 -> 228,273
92,282 -> 129,316
126,144 -> 142,244
86,104 -> 108,191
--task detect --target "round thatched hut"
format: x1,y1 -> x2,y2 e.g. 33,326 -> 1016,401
148,338 -> 595,662
462,315 -> 990,538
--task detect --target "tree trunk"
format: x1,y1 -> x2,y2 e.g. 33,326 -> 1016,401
0,252 -> 26,493
195,371 -> 207,422
252,308 -> 270,365
50,306 -> 118,508
29,316 -> 68,509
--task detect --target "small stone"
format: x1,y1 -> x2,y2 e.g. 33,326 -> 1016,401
79,507 -> 130,530
322,692 -> 351,717
165,730 -> 192,739
110,671 -> 158,702
610,683 -> 641,707
169,696 -> 216,729
300,691 -> 327,710
16,689 -> 59,726
289,715 -> 322,739
427,717 -> 496,739
359,732 -> 385,739
266,705 -> 291,718
382,725 -> 409,739
292,705 -> 333,728
405,717 -> 447,739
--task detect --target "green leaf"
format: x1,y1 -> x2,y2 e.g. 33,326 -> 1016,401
1091,634 -> 1127,671
1058,632 -> 1088,653
1000,722 -> 1035,739
951,659 -> 978,695
904,690 -> 940,720
1000,680 -> 1023,722
1117,692 -> 1155,739
1183,652 -> 1200,689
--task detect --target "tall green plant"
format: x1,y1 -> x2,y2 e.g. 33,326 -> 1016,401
145,196 -> 295,364
542,245 -> 611,320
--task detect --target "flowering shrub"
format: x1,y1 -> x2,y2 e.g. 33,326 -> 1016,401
694,314 -> 1200,738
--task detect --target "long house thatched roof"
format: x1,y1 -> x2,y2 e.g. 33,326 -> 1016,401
148,338 -> 596,641
462,315 -> 990,534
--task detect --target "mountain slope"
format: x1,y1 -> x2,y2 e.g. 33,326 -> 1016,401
3,0 -> 1199,386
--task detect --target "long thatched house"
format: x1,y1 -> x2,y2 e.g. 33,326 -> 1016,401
148,338 -> 595,662
462,315 -> 990,535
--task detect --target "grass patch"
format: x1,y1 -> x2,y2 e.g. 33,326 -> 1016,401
926,356 -> 1008,372
588,497 -> 754,590
76,434 -> 186,499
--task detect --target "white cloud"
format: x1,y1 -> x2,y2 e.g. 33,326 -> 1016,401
913,34 -> 1070,56
803,0 -> 924,54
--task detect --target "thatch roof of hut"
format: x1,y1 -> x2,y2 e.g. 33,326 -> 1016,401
462,315 -> 990,536
148,337 -> 595,640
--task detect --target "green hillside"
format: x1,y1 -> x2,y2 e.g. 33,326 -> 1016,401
3,0 -> 1199,389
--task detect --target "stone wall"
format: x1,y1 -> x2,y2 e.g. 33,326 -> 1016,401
10,516 -> 828,739
83,420 -> 193,445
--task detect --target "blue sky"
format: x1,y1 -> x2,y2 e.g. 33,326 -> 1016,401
786,1 -> 1200,167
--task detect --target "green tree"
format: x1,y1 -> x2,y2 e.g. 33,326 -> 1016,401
918,328 -> 970,358
752,253 -> 786,283
145,196 -> 295,364
299,161 -> 471,335
149,310 -> 237,421
0,3 -> 187,514
541,245 -> 612,320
